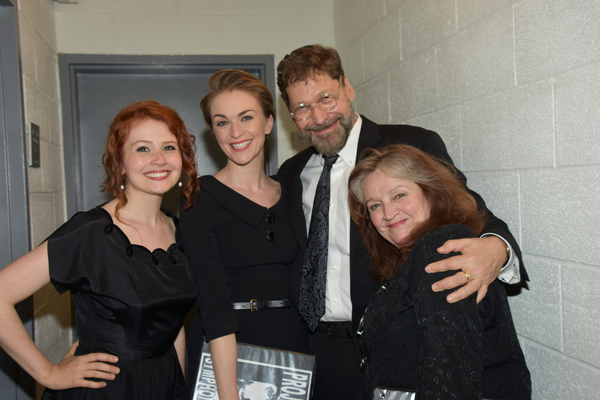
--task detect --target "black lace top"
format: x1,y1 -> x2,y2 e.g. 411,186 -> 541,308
360,225 -> 531,400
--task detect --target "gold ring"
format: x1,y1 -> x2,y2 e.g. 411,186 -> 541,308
464,271 -> 471,282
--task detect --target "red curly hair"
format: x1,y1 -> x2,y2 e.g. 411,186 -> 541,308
348,144 -> 486,284
102,100 -> 198,219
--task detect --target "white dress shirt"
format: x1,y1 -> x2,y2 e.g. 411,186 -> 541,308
300,115 -> 520,322
300,116 -> 362,321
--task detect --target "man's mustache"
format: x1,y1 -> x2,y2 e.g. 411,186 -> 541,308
304,115 -> 342,134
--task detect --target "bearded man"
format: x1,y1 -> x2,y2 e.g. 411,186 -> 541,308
276,44 -> 526,400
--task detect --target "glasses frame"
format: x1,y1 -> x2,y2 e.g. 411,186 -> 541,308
290,76 -> 344,121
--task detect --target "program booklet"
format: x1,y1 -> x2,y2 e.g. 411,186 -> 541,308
193,342 -> 316,400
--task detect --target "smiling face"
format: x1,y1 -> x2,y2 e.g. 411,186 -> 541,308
285,73 -> 356,156
362,169 -> 431,247
121,119 -> 182,198
209,90 -> 274,167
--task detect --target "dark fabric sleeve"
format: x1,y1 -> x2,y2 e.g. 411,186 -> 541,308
423,131 -> 526,282
382,125 -> 526,282
46,211 -> 100,294
408,225 -> 484,399
179,184 -> 239,341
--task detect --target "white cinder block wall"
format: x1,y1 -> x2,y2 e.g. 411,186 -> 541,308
14,0 -> 600,398
17,1 -> 71,397
333,0 -> 600,398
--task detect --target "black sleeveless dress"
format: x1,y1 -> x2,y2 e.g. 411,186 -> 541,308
42,207 -> 197,400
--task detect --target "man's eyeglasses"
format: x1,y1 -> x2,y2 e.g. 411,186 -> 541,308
290,76 -> 343,121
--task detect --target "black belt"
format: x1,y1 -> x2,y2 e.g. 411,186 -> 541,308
232,299 -> 291,312
316,321 -> 353,338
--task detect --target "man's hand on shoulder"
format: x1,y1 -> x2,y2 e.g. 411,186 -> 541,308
425,236 -> 508,304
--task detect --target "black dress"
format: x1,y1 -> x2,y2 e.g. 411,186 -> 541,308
42,207 -> 196,400
361,225 -> 531,400
180,176 -> 308,389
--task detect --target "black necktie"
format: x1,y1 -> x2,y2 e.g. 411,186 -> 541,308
298,154 -> 339,332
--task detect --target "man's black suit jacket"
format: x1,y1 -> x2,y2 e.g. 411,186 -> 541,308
277,115 -> 526,334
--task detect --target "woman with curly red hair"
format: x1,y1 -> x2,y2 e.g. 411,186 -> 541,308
0,101 -> 237,399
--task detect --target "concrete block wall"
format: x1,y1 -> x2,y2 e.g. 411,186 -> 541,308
53,0 -> 336,165
333,0 -> 600,397
14,0 -> 599,397
17,0 -> 70,397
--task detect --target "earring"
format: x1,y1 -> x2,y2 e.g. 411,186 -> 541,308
178,182 -> 182,187
120,184 -> 125,190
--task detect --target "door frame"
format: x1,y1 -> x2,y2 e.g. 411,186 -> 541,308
58,54 -> 278,218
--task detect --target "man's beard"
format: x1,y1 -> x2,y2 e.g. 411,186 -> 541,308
300,106 -> 355,157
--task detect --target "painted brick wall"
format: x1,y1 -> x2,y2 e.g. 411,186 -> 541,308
17,0 -> 600,397
17,0 -> 70,398
333,0 -> 600,397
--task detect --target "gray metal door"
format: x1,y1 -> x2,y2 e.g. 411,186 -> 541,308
59,54 -> 277,217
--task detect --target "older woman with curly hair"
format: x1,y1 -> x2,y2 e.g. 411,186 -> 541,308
348,144 -> 530,400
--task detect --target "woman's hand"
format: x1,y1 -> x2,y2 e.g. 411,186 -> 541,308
0,244 -> 118,390
42,341 -> 120,390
